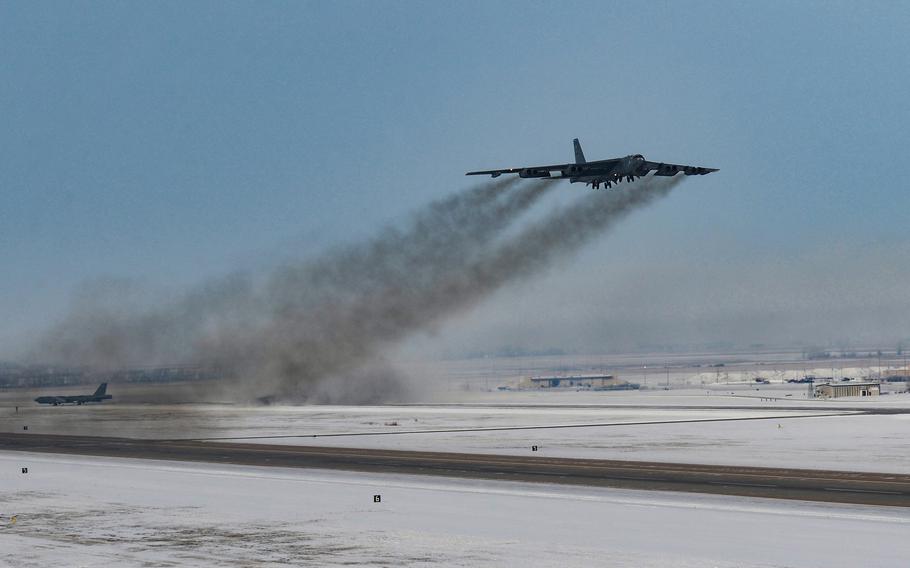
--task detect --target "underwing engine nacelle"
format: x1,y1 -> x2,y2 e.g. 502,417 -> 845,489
518,168 -> 552,178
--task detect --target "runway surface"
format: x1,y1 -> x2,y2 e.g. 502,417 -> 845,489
3,432 -> 909,507
395,403 -> 910,414
161,411 -> 850,441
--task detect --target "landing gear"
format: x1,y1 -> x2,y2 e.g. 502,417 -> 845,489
593,175 -> 628,190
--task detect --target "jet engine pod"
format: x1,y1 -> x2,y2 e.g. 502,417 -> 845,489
519,168 -> 552,178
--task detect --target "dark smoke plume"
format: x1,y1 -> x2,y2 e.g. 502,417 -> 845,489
30,174 -> 682,403
214,176 -> 561,401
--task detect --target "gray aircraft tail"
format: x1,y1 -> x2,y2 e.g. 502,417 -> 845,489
93,383 -> 108,397
573,138 -> 586,164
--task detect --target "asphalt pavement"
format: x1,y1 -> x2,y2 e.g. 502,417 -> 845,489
3,432 -> 909,507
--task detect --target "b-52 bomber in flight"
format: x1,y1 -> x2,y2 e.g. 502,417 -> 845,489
467,139 -> 717,189
34,383 -> 112,406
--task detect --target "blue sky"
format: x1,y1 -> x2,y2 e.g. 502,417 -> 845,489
2,1 -> 909,355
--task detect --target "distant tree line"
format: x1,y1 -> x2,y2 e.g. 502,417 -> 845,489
0,364 -> 222,388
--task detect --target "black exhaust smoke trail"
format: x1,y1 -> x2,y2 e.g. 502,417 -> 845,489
320,174 -> 688,366
460,174 -> 687,300
32,174 -> 681,403
221,174 -> 683,402
30,178 -> 555,401
218,178 -> 557,401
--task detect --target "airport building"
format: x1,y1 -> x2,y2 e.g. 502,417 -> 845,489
517,374 -> 639,391
883,369 -> 910,382
814,381 -> 881,398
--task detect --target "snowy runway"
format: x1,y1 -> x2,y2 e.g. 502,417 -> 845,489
4,400 -> 908,473
3,452 -> 909,567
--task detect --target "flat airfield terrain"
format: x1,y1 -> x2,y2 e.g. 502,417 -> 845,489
3,431 -> 910,507
3,381 -> 909,474
4,352 -> 910,566
5,452 -> 910,568
3,377 -> 910,506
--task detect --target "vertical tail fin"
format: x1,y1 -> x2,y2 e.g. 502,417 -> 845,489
573,138 -> 586,164
93,383 -> 107,397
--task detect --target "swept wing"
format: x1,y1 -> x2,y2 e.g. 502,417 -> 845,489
465,162 -> 579,179
642,160 -> 718,177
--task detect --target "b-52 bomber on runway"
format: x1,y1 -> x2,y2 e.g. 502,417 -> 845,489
35,383 -> 112,406
467,139 -> 717,190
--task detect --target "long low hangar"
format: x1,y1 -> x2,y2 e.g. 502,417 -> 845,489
517,374 -> 639,391
815,381 -> 880,398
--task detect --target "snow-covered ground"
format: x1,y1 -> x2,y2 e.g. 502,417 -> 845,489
232,412 -> 910,475
0,400 -> 838,439
2,452 -> 908,568
4,393 -> 910,473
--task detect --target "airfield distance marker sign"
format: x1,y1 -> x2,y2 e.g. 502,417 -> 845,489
373,495 -> 381,503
